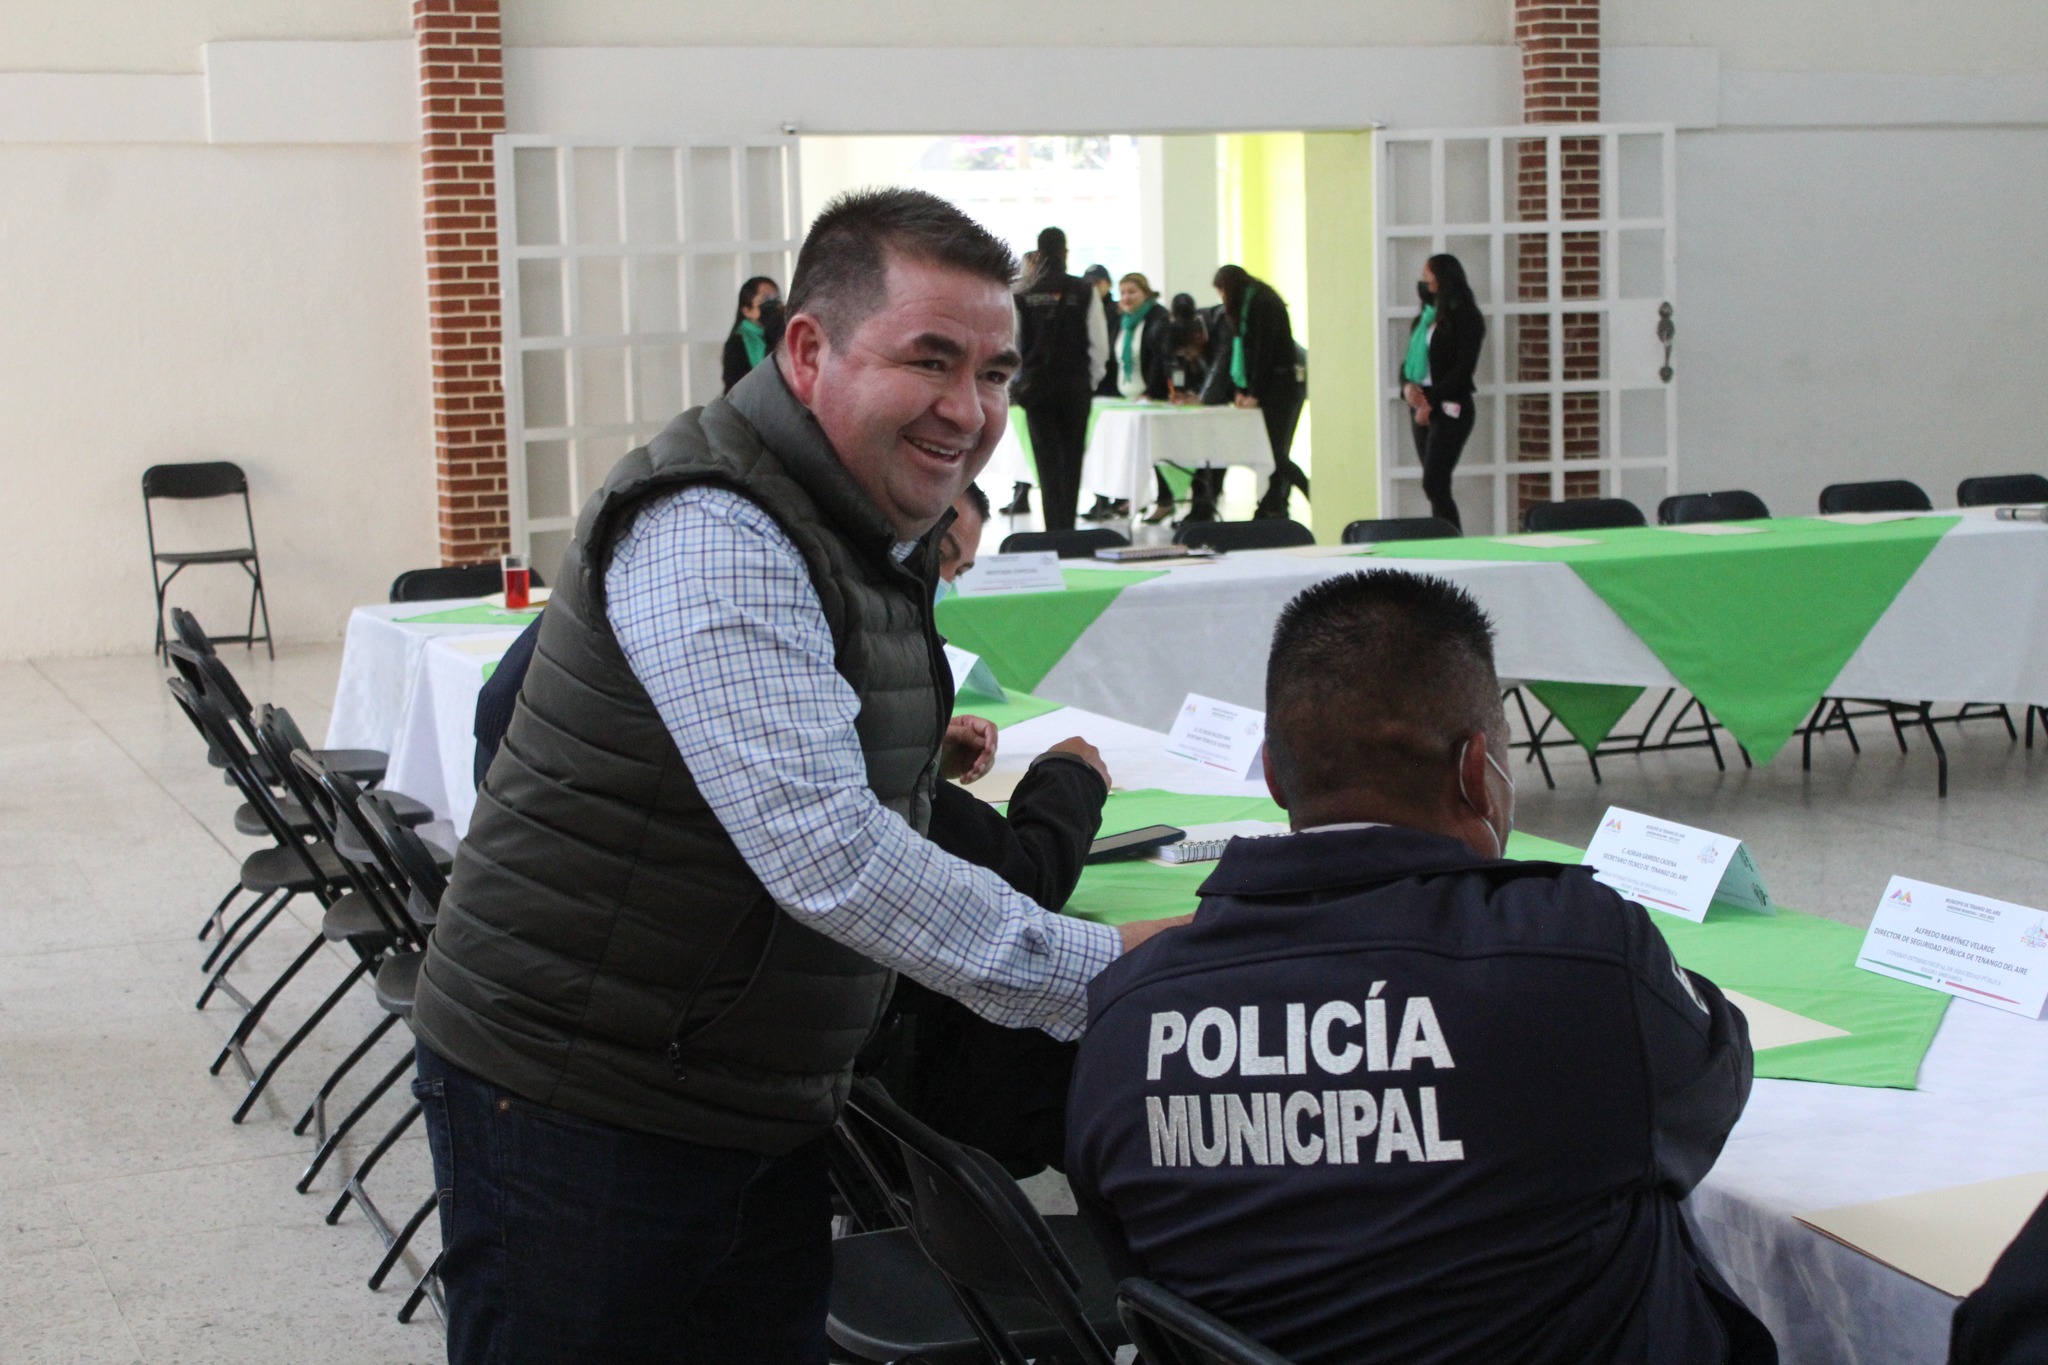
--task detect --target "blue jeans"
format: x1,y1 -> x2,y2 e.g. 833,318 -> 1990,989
414,1043 -> 832,1365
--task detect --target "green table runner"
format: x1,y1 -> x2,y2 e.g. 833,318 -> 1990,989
937,569 -> 1164,692
394,604 -> 541,627
1056,796 -> 1946,1088
952,691 -> 1064,729
1380,518 -> 1957,761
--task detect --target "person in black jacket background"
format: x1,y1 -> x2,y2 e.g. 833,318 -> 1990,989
1402,253 -> 1486,530
1015,229 -> 1109,531
1085,264 -> 1120,396
720,275 -> 781,394
1213,264 -> 1309,519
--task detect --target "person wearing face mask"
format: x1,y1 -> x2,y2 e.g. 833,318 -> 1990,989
1066,569 -> 1766,1365
1402,253 -> 1486,530
723,275 -> 782,393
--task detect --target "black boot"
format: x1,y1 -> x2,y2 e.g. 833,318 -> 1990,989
999,481 -> 1032,516
1080,494 -> 1118,522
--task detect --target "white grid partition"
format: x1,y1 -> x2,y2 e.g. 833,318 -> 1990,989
496,135 -> 803,569
1375,125 -> 1678,535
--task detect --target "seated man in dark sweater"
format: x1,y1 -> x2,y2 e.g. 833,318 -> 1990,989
1066,569 -> 1773,1365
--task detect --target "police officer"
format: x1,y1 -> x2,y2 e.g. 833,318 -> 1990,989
1013,228 -> 1108,532
1067,570 -> 1772,1365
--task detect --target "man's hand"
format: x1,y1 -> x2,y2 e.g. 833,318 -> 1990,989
941,715 -> 998,783
1118,914 -> 1192,954
1233,394 -> 1261,410
1403,381 -> 1425,409
1414,403 -> 1431,426
1044,735 -> 1110,787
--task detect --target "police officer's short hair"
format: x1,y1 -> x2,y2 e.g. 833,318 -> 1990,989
962,481 -> 991,521
788,188 -> 1017,345
1264,571 -> 1505,807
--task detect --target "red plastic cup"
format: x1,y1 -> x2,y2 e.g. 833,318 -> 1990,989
502,553 -> 530,610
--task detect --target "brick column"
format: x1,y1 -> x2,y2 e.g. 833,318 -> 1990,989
415,0 -> 509,565
1513,1 -> 1603,516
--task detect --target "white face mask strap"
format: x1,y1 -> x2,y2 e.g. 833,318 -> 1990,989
1457,737 -> 1508,860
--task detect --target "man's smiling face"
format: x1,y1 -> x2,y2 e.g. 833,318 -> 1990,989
780,253 -> 1019,540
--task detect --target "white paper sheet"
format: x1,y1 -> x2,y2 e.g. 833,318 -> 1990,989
1798,1170 -> 2048,1297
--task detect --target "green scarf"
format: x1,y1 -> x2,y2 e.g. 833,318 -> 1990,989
1119,297 -> 1159,382
1403,304 -> 1436,383
737,318 -> 767,370
1228,285 -> 1256,390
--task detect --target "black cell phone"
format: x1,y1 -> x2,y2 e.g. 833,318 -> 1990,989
1085,825 -> 1186,864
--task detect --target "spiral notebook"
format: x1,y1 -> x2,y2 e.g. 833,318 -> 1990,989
1146,820 -> 1292,865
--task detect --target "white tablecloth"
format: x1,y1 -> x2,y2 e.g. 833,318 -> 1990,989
326,600 -> 532,752
1031,513 -> 2048,735
975,401 -> 1274,511
1079,401 -> 1273,509
319,619 -> 2046,1361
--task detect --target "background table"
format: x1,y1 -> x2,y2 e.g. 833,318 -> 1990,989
1077,401 -> 1272,511
938,511 -> 2048,765
975,400 -> 1273,514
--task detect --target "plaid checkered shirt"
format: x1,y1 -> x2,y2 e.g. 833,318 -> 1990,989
606,485 -> 1119,1041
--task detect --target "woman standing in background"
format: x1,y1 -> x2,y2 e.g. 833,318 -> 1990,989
721,275 -> 781,393
1213,264 -> 1308,520
1402,253 -> 1486,530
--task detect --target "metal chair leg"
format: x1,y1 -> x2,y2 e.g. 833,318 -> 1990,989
297,1041 -> 410,1193
230,955 -> 374,1124
208,926 -> 326,1075
328,1101 -> 423,1229
197,890 -> 295,1009
398,1250 -> 444,1323
369,1192 -> 439,1290
296,1010 -> 402,1137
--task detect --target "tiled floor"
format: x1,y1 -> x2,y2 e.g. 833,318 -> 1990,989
4,643 -> 2045,1360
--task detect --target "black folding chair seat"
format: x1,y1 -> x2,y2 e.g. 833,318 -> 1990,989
322,892 -> 400,949
1657,489 -> 1771,524
240,840 -> 349,895
1521,497 -> 1645,532
831,1218 -> 1123,1365
1174,518 -> 1315,552
1340,516 -> 1460,544
373,951 -> 421,1017
1818,480 -> 1932,514
157,547 -> 261,566
1958,473 -> 2048,507
236,798 -> 312,837
389,562 -> 545,603
999,528 -> 1130,558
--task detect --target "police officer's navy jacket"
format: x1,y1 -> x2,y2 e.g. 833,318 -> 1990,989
1066,823 -> 1772,1365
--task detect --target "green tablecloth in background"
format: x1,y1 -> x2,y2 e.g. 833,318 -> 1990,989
1380,517 -> 1958,760
937,569 -> 1164,692
1049,792 -> 1946,1089
394,604 -> 542,628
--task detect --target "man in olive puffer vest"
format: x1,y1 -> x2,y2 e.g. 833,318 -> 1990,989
409,188 -> 1185,1363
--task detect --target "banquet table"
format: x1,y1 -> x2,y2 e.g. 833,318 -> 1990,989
938,510 -> 2048,765
322,606 -> 2044,1363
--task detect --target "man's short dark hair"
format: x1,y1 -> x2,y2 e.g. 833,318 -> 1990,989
1264,571 -> 1505,809
962,481 -> 991,521
786,188 -> 1017,345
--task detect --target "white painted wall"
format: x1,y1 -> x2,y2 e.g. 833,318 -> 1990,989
0,1 -> 411,72
503,0 -> 1508,48
1673,127 -> 2048,515
1610,0 -> 2048,74
0,145 -> 435,658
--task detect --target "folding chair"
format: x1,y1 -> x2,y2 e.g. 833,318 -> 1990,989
389,562 -> 545,603
1958,473 -> 2048,507
329,790 -> 452,1323
1657,489 -> 1771,525
1817,479 -> 1932,514
1116,1277 -> 1296,1365
282,753 -> 430,1195
999,527 -> 1130,558
143,461 -> 272,660
828,1078 -> 1125,1365
1521,496 -> 1645,533
1174,518 -> 1315,552
203,709 -> 413,1125
1339,516 -> 1459,544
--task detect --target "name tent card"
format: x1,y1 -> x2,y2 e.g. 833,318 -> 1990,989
1163,693 -> 1265,780
951,551 -> 1066,597
1580,806 -> 1774,924
942,644 -> 1007,703
1856,876 -> 2048,1019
